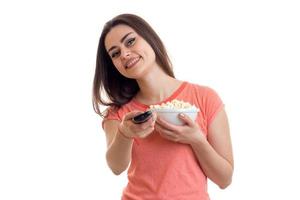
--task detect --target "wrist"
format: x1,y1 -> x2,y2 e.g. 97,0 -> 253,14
189,133 -> 207,147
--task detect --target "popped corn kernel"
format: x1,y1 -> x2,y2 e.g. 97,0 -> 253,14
150,99 -> 199,111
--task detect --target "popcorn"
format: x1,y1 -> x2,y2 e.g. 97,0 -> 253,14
150,99 -> 199,111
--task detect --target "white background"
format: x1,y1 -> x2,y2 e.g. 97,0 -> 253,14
1,0 -> 299,199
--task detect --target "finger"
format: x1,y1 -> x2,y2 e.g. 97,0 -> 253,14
155,124 -> 177,141
178,113 -> 195,127
138,126 -> 155,138
156,116 -> 178,131
151,112 -> 157,122
144,111 -> 157,125
160,129 -> 174,137
137,114 -> 156,130
158,129 -> 178,141
147,112 -> 157,127
155,122 -> 173,133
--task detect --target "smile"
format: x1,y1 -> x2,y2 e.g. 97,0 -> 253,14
125,57 -> 141,69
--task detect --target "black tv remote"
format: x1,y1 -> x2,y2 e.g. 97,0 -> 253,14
132,110 -> 153,124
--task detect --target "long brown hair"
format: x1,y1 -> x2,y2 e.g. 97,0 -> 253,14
92,13 -> 175,116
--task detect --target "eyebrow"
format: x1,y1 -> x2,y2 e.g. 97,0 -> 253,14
108,32 -> 134,53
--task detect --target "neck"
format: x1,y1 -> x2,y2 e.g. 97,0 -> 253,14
135,66 -> 182,104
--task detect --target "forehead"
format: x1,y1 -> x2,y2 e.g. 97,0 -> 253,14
104,24 -> 136,50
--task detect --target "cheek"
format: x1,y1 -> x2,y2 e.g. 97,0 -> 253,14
112,60 -> 128,76
112,60 -> 123,70
144,46 -> 156,61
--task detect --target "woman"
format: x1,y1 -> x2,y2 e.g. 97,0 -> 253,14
93,13 -> 234,200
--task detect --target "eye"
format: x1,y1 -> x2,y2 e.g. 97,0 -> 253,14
126,38 -> 136,46
111,51 -> 120,58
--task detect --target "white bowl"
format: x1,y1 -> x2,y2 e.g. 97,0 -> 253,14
151,108 -> 198,126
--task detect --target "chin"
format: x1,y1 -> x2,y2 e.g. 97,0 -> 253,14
123,64 -> 146,79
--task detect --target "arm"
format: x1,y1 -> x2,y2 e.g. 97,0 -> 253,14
155,108 -> 234,189
190,108 -> 234,189
103,111 -> 157,175
103,120 -> 133,175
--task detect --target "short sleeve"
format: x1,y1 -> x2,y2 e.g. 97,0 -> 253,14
101,106 -> 121,129
203,87 -> 224,127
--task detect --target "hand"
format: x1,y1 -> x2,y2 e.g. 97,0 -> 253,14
119,111 -> 157,139
155,113 -> 205,144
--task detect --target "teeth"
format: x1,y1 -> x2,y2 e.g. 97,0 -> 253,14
126,57 -> 139,68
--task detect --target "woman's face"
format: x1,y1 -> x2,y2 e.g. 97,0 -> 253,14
104,24 -> 156,79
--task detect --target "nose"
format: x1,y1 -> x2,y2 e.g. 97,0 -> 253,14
121,49 -> 131,59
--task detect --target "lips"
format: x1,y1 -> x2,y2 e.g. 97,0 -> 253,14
125,56 -> 141,69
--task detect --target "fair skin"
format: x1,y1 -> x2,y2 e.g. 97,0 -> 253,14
103,24 -> 234,189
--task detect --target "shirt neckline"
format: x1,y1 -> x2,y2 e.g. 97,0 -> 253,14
132,81 -> 188,109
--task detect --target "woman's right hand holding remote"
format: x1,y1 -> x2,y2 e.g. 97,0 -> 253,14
118,111 -> 157,139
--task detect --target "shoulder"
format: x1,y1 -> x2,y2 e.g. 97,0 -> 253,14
103,106 -> 119,118
101,100 -> 139,129
185,81 -> 218,97
104,100 -> 137,119
101,104 -> 127,129
183,82 -> 223,112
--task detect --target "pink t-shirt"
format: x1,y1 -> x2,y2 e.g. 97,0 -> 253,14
102,81 -> 224,200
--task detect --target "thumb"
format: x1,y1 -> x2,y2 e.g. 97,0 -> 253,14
150,112 -> 157,126
178,113 -> 194,126
123,110 -> 143,121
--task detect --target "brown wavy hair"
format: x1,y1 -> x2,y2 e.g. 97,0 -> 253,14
92,13 -> 174,117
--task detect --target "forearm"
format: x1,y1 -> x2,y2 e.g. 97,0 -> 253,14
190,139 -> 233,189
106,131 -> 133,175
